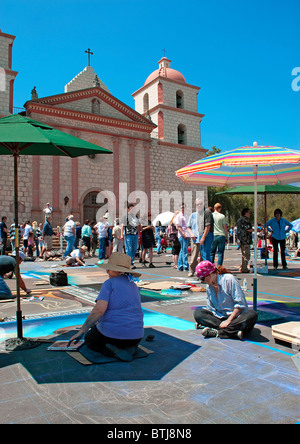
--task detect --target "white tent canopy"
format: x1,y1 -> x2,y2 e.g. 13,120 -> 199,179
152,211 -> 174,227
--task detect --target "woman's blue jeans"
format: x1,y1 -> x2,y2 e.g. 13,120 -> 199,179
63,235 -> 76,257
124,234 -> 139,265
210,235 -> 226,266
178,236 -> 189,270
98,237 -> 106,259
155,235 -> 161,253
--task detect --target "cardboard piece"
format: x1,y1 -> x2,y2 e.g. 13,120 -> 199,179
272,321 -> 300,347
137,280 -> 204,292
67,344 -> 152,365
137,281 -> 184,291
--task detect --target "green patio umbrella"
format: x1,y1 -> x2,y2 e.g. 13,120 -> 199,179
216,183 -> 300,265
0,114 -> 112,343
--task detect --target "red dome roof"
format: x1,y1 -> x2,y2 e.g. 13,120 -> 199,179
144,67 -> 186,85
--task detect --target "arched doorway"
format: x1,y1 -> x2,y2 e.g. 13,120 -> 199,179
83,191 -> 105,223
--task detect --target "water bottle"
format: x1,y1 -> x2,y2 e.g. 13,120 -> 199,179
242,278 -> 248,292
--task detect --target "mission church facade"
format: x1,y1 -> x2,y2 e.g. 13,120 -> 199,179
0,28 -> 207,226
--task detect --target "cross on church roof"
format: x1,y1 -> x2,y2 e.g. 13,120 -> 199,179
162,48 -> 167,57
85,48 -> 93,66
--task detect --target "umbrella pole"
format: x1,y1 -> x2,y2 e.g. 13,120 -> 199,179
253,166 -> 258,311
264,192 -> 268,266
13,153 -> 23,339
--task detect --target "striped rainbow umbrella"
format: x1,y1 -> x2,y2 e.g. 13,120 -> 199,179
176,143 -> 300,311
291,218 -> 300,233
176,144 -> 300,186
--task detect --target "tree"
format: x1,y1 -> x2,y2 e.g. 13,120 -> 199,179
208,186 -> 253,226
206,145 -> 221,157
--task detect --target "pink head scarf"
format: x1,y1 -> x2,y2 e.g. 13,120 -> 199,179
195,260 -> 216,279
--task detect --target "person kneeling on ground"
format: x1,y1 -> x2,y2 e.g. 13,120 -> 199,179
0,251 -> 31,299
65,246 -> 88,266
68,252 -> 144,361
194,260 -> 258,340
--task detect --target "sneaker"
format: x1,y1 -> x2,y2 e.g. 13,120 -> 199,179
131,265 -> 136,269
149,263 -> 155,268
139,258 -> 149,263
177,267 -> 183,271
188,271 -> 194,277
236,331 -> 243,340
282,266 -> 288,270
184,268 -> 189,271
98,259 -> 104,265
201,327 -> 218,338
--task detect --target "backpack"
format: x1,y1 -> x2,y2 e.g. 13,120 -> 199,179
50,270 -> 68,286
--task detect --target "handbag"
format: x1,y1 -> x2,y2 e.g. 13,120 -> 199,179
50,270 -> 68,286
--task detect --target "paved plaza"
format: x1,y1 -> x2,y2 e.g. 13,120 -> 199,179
0,246 -> 299,425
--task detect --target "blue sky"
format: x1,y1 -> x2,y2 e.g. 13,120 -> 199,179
1,0 -> 299,153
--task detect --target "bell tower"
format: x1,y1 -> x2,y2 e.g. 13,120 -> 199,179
0,29 -> 18,116
132,57 -> 204,149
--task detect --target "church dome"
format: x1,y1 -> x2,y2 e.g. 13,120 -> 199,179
144,57 -> 186,86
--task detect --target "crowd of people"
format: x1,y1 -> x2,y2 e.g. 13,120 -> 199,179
0,200 -> 297,350
0,200 -> 297,274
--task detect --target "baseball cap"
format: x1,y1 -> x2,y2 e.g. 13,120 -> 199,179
11,250 -> 26,260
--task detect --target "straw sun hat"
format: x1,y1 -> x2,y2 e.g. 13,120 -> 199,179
97,252 -> 141,277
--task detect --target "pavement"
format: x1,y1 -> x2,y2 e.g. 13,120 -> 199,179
0,246 -> 300,425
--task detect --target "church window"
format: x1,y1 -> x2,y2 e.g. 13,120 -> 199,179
158,82 -> 163,103
176,90 -> 184,109
143,93 -> 149,113
92,98 -> 100,114
177,124 -> 186,145
158,111 -> 164,139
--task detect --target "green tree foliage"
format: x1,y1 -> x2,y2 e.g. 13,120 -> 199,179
206,145 -> 221,157
208,186 -> 253,226
208,189 -> 300,226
